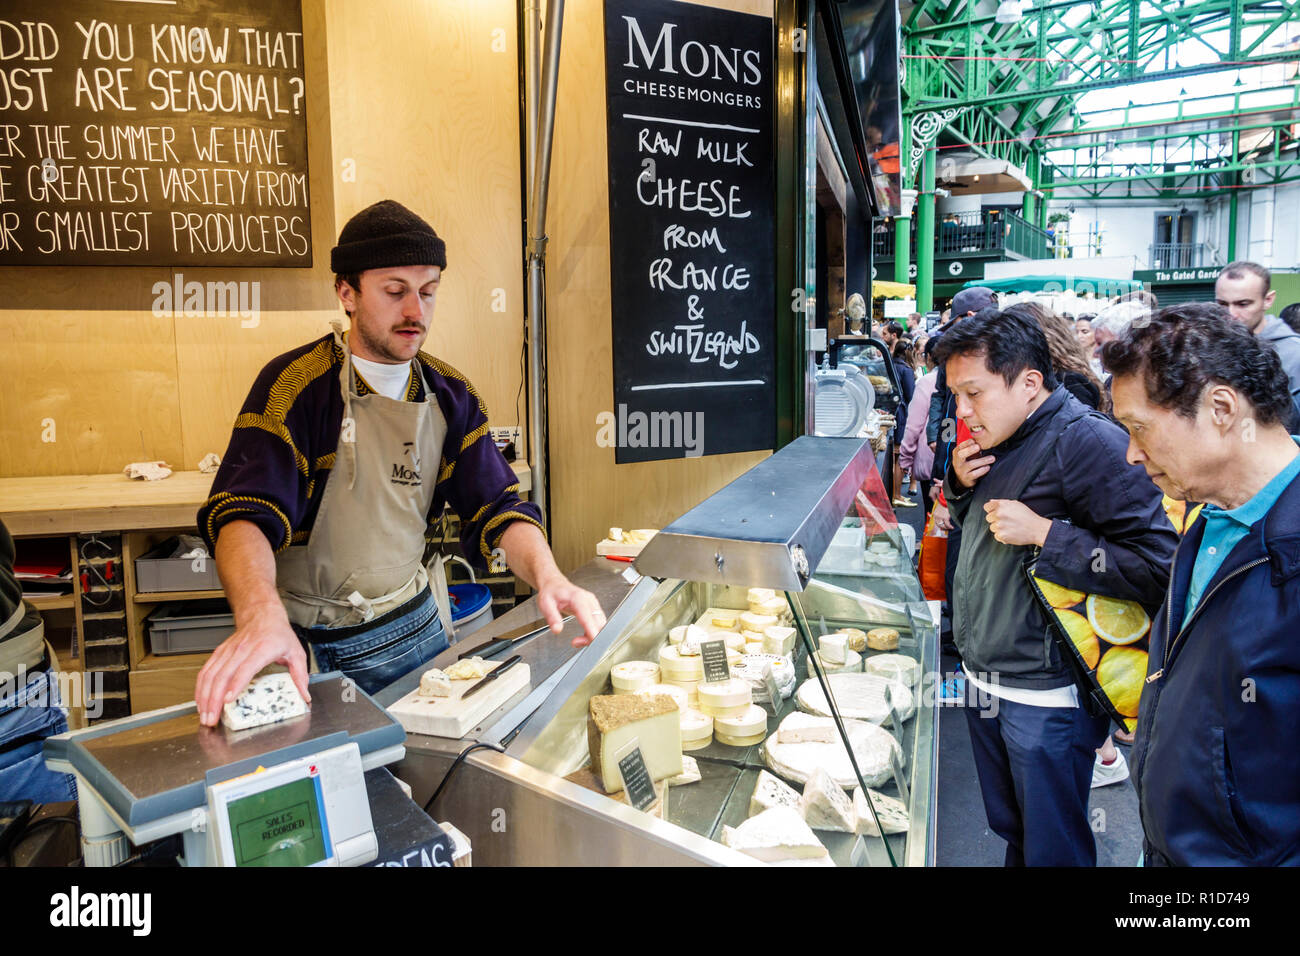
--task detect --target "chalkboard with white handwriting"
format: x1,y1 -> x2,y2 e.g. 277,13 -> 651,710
0,0 -> 310,267
603,0 -> 775,462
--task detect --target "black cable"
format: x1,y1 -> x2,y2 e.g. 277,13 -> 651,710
422,742 -> 504,816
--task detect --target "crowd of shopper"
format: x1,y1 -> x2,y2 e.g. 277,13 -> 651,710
917,261 -> 1300,866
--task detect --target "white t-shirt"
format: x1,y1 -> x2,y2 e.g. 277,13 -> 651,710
961,665 -> 1079,708
351,355 -> 413,401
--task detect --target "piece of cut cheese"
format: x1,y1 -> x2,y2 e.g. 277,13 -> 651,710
799,767 -> 857,833
666,755 -> 702,786
777,712 -> 838,744
864,653 -> 920,687
740,611 -> 778,633
763,625 -> 797,656
842,628 -> 868,653
710,613 -> 738,629
820,632 -> 847,664
749,770 -> 800,817
712,631 -> 747,651
747,587 -> 776,605
587,694 -> 683,793
444,657 -> 490,680
853,788 -> 911,836
669,624 -> 708,646
221,673 -> 307,731
417,668 -> 452,698
811,648 -> 863,674
611,660 -> 660,693
677,630 -> 703,656
744,641 -> 765,656
722,807 -> 831,864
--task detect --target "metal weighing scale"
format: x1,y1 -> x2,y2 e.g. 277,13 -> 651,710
43,672 -> 416,867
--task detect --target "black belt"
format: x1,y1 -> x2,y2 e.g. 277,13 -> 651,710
295,586 -> 432,645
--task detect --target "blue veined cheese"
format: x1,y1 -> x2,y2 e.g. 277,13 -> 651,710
854,788 -> 910,836
799,767 -> 856,832
221,673 -> 307,731
748,769 -> 800,816
722,806 -> 832,865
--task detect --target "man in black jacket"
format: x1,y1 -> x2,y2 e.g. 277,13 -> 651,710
934,310 -> 1177,866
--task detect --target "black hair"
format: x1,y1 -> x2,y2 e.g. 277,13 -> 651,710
1280,302 -> 1300,334
1219,260 -> 1271,293
931,307 -> 1057,389
886,321 -> 904,337
923,337 -> 937,361
335,272 -> 362,317
1100,302 -> 1293,426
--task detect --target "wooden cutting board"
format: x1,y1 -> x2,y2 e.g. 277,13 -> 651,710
389,661 -> 531,739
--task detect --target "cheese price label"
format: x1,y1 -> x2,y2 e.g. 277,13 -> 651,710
700,640 -> 731,684
617,744 -> 658,812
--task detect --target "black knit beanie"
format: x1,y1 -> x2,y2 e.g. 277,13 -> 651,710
330,200 -> 447,273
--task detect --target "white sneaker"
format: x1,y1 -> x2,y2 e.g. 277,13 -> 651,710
1091,750 -> 1129,788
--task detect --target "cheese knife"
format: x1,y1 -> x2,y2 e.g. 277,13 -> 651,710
457,615 -> 574,659
461,654 -> 523,700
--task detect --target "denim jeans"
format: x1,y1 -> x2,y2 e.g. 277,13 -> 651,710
303,587 -> 448,696
0,663 -> 78,803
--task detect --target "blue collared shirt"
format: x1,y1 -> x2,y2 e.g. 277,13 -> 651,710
1184,439 -> 1300,618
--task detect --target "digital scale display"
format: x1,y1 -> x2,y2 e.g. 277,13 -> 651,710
224,775 -> 332,867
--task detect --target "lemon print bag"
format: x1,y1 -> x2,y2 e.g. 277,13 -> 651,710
1013,411 -> 1162,733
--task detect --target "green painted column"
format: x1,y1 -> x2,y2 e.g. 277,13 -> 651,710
1022,190 -> 1037,226
916,147 -> 937,313
893,216 -> 912,286
1227,129 -> 1240,261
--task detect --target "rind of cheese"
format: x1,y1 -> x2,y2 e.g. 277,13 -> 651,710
713,631 -> 746,651
764,712 -> 900,789
820,632 -> 848,664
713,703 -> 767,738
812,648 -> 863,674
853,788 -> 911,836
744,641 -> 765,656
796,673 -> 915,725
763,626 -> 797,657
698,677 -> 751,712
841,628 -> 868,653
444,657 -> 490,680
611,660 -> 660,693
749,770 -> 800,817
866,627 -> 900,651
587,694 -> 683,793
221,673 -> 307,731
679,708 -> 714,741
608,527 -> 623,542
722,807 -> 830,864
799,767 -> 857,833
740,611 -> 778,633
677,630 -> 703,656
418,668 -> 452,698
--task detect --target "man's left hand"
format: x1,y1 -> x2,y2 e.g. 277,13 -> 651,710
536,575 -> 607,647
983,499 -> 1052,547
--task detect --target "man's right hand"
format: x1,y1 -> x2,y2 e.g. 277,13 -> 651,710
952,438 -> 996,489
194,604 -> 311,727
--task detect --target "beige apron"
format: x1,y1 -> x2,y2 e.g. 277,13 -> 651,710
277,325 -> 449,631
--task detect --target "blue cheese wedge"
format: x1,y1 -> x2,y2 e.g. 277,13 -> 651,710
221,673 -> 307,731
418,668 -> 452,698
722,806 -> 831,864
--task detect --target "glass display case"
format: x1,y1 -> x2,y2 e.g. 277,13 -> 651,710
506,437 -> 937,866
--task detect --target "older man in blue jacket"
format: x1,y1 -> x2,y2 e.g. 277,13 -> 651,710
1105,303 -> 1300,866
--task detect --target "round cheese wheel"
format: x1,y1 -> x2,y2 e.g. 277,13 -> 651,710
868,539 -> 893,554
669,623 -> 708,646
659,644 -> 704,681
680,708 -> 713,742
697,677 -> 752,713
747,587 -> 776,605
749,597 -> 789,619
715,730 -> 768,748
864,653 -> 920,687
611,660 -> 660,692
713,703 -> 768,738
637,683 -> 689,711
711,630 -> 746,651
762,714 -> 900,789
867,628 -> 900,651
699,700 -> 750,719
682,735 -> 713,752
841,628 -> 868,653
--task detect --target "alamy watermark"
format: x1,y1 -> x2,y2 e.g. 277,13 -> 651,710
596,404 -> 705,457
1,666 -> 104,719
152,272 -> 260,327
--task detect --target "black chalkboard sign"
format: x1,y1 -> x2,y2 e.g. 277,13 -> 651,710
0,0 -> 310,267
616,744 -> 658,811
602,0 -> 775,462
700,638 -> 730,684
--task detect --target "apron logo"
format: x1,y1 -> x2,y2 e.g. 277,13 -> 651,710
391,442 -> 422,486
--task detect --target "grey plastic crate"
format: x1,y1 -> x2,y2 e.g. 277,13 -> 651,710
134,538 -> 221,593
147,600 -> 234,656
